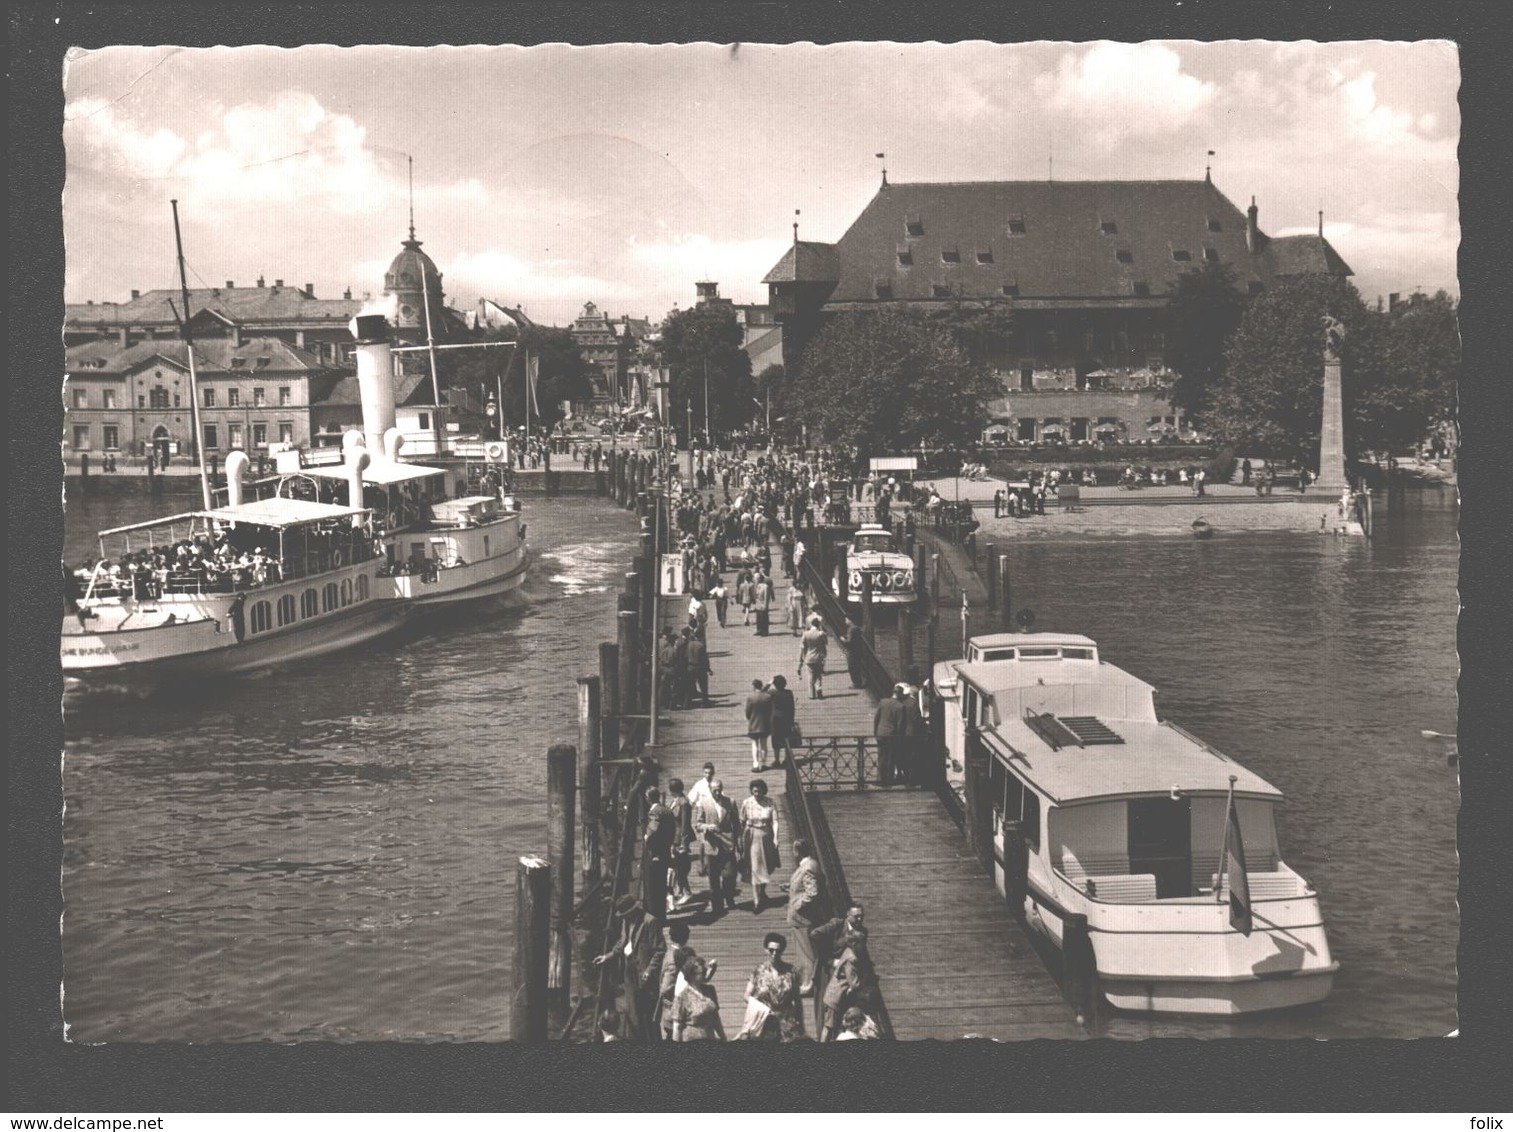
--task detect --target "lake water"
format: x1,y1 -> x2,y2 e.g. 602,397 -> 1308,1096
59,487 -> 1459,1040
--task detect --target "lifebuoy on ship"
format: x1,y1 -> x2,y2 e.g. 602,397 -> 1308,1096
892,570 -> 909,590
849,569 -> 864,592
485,441 -> 506,462
332,548 -> 344,568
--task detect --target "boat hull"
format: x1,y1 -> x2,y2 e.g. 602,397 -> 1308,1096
1005,872 -> 1338,1016
62,562 -> 410,682
388,549 -> 530,605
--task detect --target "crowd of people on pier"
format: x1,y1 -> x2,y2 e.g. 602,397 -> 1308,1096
594,785 -> 883,1042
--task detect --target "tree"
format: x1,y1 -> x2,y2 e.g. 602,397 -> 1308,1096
1165,262 -> 1249,423
1345,291 -> 1459,458
1204,276 -> 1368,463
788,308 -> 1001,457
656,304 -> 753,439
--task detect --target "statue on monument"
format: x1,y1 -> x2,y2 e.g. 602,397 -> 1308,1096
1322,314 -> 1347,364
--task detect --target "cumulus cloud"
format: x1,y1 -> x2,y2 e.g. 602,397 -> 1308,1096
1034,42 -> 1216,131
66,90 -> 401,214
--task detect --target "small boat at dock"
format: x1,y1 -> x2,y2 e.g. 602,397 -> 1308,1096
932,632 -> 1337,1016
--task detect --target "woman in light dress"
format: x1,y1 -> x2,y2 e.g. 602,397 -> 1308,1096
738,779 -> 780,912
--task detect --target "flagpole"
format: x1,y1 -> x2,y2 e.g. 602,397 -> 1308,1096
1215,774 -> 1237,901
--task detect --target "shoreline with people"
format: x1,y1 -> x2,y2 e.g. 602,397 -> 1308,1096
914,474 -> 1451,539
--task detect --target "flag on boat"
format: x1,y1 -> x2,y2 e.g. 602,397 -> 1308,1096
526,353 -> 542,418
1225,797 -> 1253,936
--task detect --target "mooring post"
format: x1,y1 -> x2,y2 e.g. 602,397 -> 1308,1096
926,616 -> 937,673
577,677 -> 602,888
547,744 -> 576,1004
913,543 -> 927,603
600,642 -> 620,757
984,542 -> 998,608
999,554 -> 1013,630
617,607 -> 640,746
511,855 -> 552,1042
930,553 -> 942,624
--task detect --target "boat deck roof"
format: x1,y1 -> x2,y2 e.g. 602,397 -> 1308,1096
989,716 -> 1283,803
300,460 -> 449,485
98,498 -> 370,536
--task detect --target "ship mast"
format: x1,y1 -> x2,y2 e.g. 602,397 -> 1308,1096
413,157 -> 443,407
170,199 -> 214,510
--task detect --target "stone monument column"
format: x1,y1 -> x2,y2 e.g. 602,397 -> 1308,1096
1311,315 -> 1349,494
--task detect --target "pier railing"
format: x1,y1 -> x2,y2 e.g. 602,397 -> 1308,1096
782,745 -> 897,1041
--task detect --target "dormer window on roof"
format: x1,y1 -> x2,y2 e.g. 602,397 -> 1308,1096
897,249 -> 913,267
1116,249 -> 1135,264
932,284 -> 952,298
905,215 -> 924,237
1203,247 -> 1220,263
941,248 -> 961,264
976,249 -> 994,264
1207,218 -> 1223,232
256,356 -> 271,368
1248,281 -> 1265,295
1132,281 -> 1151,297
230,357 -> 247,369
874,282 -> 894,300
1171,249 -> 1193,262
1007,218 -> 1028,236
1001,283 -> 1020,297
1100,220 -> 1118,235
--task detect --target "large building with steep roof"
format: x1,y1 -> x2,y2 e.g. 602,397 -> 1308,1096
763,175 -> 1351,443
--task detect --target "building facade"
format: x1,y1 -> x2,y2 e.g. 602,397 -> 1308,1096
64,336 -> 343,464
762,175 -> 1351,442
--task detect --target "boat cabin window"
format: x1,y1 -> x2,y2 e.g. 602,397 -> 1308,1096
1017,647 -> 1061,659
977,648 -> 1016,662
1063,647 -> 1094,660
854,534 -> 891,553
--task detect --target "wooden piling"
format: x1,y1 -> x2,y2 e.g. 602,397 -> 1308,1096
984,542 -> 998,609
577,678 -> 602,888
999,554 -> 1013,630
599,642 -> 620,757
547,744 -> 576,1003
926,616 -> 937,672
930,553 -> 942,624
618,608 -> 640,735
510,855 -> 552,1042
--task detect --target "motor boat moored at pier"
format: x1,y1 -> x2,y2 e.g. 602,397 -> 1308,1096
933,632 -> 1337,1015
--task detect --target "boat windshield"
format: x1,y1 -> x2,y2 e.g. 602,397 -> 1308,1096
854,533 -> 892,553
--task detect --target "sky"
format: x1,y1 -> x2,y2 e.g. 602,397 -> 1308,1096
62,40 -> 1460,326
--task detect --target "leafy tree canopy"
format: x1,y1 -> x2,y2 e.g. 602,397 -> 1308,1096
1205,276 -> 1368,463
788,308 -> 1001,458
656,304 -> 754,438
1165,262 -> 1249,423
1345,290 -> 1460,456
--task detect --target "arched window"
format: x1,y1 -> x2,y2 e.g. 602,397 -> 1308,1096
341,578 -> 353,606
250,601 -> 273,634
302,588 -> 319,618
323,582 -> 339,612
356,574 -> 369,601
278,594 -> 297,626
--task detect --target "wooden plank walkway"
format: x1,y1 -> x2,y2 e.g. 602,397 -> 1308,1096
816,789 -> 1085,1040
642,564 -> 871,1036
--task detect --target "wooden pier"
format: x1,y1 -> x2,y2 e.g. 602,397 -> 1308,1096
620,540 -> 1082,1040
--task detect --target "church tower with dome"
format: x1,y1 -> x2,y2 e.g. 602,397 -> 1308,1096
383,220 -> 449,345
